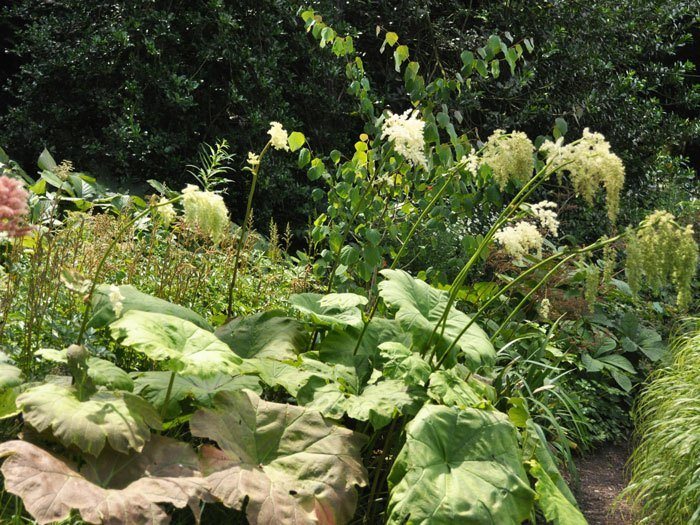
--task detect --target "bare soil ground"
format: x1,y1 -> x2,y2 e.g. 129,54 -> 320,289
574,442 -> 635,524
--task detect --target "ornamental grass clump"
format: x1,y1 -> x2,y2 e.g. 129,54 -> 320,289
480,129 -> 535,189
540,129 -> 625,222
622,320 -> 700,524
625,210 -> 698,309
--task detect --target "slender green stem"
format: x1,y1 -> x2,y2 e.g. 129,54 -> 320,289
364,417 -> 400,523
352,166 -> 462,356
431,233 -> 624,369
226,141 -> 271,317
425,159 -> 569,353
160,370 -> 177,421
76,198 -> 180,344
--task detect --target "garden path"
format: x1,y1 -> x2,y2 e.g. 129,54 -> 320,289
575,442 -> 634,524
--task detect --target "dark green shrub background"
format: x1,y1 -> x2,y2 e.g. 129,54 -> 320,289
1,0 -> 698,236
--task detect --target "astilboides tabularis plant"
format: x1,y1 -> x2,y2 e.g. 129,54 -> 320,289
0,8 -> 698,525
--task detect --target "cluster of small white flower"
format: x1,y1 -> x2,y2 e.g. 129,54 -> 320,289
181,184 -> 230,243
540,128 -> 624,222
480,129 -> 535,189
462,152 -> 480,178
381,109 -> 428,170
247,151 -> 261,167
267,122 -> 289,151
529,200 -> 559,236
538,298 -> 551,320
493,221 -> 544,261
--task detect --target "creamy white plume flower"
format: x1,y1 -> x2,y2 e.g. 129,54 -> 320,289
108,285 -> 125,317
530,200 -> 559,236
462,152 -> 480,177
267,122 -> 289,151
156,197 -> 176,226
247,152 -> 260,167
481,130 -> 535,189
494,221 -> 544,260
181,184 -> 229,243
540,128 -> 625,222
539,298 -> 551,320
381,109 -> 428,170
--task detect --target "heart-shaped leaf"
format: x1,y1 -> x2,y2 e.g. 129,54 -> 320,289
111,311 -> 242,377
378,269 -> 495,370
16,383 -> 160,455
215,310 -> 309,359
387,405 -> 534,524
190,389 -> 367,524
0,436 -> 206,525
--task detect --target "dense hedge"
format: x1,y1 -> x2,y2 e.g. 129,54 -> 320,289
1,0 -> 698,235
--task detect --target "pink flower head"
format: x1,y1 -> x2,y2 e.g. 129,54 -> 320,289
0,176 -> 31,237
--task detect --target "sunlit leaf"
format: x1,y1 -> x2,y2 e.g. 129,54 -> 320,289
0,436 -> 206,525
216,310 -> 309,359
387,405 -> 534,524
111,311 -> 242,377
190,390 -> 367,524
16,383 -> 160,456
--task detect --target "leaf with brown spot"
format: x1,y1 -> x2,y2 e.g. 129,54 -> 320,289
190,389 -> 367,525
0,436 -> 208,525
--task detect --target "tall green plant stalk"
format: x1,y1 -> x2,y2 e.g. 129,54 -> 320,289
425,156 -> 577,352
226,142 -> 270,318
75,198 -> 180,344
431,233 -> 624,368
352,165 -> 462,356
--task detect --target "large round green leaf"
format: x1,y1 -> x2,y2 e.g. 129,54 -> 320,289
387,405 -> 534,524
110,311 -> 242,377
89,284 -> 213,331
290,292 -> 366,329
190,389 -> 367,525
16,383 -> 160,456
378,269 -> 495,371
133,371 -> 261,417
215,310 -> 309,359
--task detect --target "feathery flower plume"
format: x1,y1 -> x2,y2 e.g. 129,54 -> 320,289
381,109 -> 428,170
480,130 -> 535,189
181,184 -> 229,243
267,122 -> 290,151
0,176 -> 31,238
540,129 -> 625,222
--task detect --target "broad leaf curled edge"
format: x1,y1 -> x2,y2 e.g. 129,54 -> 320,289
0,436 -> 206,525
16,383 -> 160,455
111,311 -> 242,377
387,405 -> 534,524
190,389 -> 367,525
